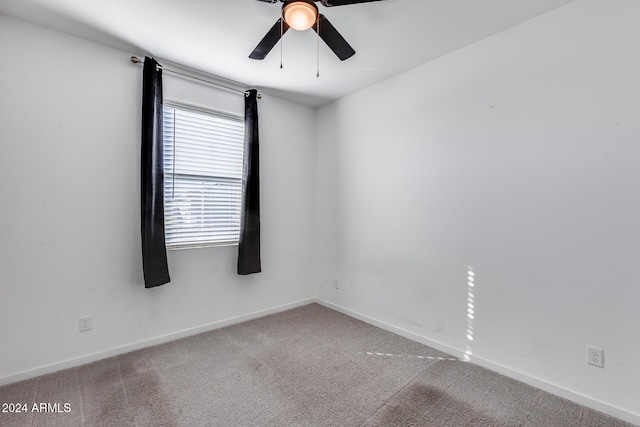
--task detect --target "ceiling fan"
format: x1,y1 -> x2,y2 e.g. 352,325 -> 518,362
249,0 -> 385,61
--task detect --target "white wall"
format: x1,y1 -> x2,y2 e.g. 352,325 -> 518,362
0,14 -> 316,383
315,0 -> 640,423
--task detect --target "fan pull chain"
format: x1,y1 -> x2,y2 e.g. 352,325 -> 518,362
316,15 -> 320,77
280,18 -> 284,69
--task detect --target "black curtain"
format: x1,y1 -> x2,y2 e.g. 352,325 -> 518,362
141,57 -> 170,288
237,89 -> 261,275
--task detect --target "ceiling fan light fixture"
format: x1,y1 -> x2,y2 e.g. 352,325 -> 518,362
283,0 -> 318,31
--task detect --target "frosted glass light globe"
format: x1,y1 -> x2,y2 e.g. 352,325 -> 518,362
283,1 -> 318,31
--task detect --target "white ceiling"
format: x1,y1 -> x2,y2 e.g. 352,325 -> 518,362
0,0 -> 573,107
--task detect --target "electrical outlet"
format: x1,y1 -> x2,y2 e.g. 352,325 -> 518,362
333,278 -> 339,289
79,315 -> 92,332
587,345 -> 604,368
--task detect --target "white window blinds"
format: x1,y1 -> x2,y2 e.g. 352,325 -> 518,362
163,104 -> 245,249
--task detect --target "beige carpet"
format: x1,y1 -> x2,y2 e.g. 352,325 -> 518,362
0,303 -> 634,426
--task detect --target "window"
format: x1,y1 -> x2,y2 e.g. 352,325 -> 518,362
162,104 -> 244,249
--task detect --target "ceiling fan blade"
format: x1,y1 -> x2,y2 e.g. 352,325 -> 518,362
312,14 -> 355,61
320,0 -> 384,6
249,18 -> 290,60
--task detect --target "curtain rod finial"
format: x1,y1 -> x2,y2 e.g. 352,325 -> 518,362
131,56 -> 143,64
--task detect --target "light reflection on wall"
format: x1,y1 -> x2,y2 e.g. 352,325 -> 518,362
464,267 -> 475,362
359,267 -> 478,364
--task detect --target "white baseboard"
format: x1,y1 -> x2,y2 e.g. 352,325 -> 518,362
314,298 -> 640,427
0,298 -> 314,387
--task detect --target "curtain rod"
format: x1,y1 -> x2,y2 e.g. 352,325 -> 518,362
130,56 -> 261,99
